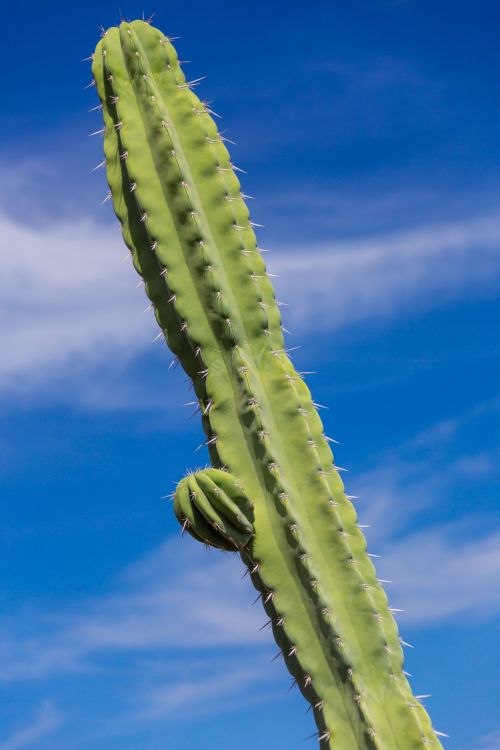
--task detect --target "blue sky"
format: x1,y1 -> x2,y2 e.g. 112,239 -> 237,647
1,1 -> 499,748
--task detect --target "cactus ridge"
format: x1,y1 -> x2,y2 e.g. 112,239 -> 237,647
92,20 -> 443,750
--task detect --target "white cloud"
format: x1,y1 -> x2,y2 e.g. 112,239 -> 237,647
1,201 -> 500,402
0,541 -> 267,683
350,401 -> 500,625
0,701 -> 62,750
272,213 -> 500,329
0,404 -> 498,743
0,210 -> 151,393
1,442 -> 499,690
468,730 -> 500,750
379,527 -> 500,625
137,663 -> 274,720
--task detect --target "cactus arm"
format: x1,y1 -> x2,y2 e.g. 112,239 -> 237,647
92,20 -> 443,749
174,468 -> 253,550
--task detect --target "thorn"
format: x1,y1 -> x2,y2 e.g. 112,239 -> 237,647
88,103 -> 103,112
313,402 -> 328,410
81,54 -> 94,62
377,579 -> 392,584
100,192 -> 112,205
367,553 -> 381,558
84,79 -> 96,89
287,677 -> 298,693
152,331 -> 164,343
259,619 -> 272,631
324,434 -> 340,444
304,730 -> 322,741
91,160 -> 106,172
251,593 -> 262,606
270,650 -> 283,663
434,731 -> 449,738
168,356 -> 179,370
231,163 -> 246,174
89,127 -> 105,137
194,435 -> 217,452
400,639 -> 414,649
345,494 -> 360,500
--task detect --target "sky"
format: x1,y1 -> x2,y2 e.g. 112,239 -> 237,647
1,1 -> 500,748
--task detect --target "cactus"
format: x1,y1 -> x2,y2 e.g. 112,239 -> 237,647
91,19 -> 444,749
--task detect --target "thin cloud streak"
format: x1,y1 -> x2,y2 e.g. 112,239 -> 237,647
0,701 -> 62,750
466,729 -> 500,750
0,541 -> 266,683
272,213 -> 500,329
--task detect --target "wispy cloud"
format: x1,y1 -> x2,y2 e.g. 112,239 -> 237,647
351,399 -> 500,625
466,729 -> 500,750
0,401 -> 498,743
1,402 -> 499,691
2,199 -> 500,404
273,213 -> 500,329
137,663 -> 275,721
0,701 -> 62,750
0,541 -> 266,684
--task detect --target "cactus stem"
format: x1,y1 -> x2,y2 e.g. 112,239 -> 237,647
92,21 -> 444,749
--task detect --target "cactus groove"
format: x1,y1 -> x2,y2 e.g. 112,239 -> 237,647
91,19 -> 444,749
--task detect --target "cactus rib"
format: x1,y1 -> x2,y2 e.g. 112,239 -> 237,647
92,20 -> 443,750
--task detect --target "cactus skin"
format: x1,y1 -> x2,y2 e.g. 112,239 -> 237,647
91,20 -> 443,749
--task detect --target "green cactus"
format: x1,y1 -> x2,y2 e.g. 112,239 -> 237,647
91,19 -> 445,749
